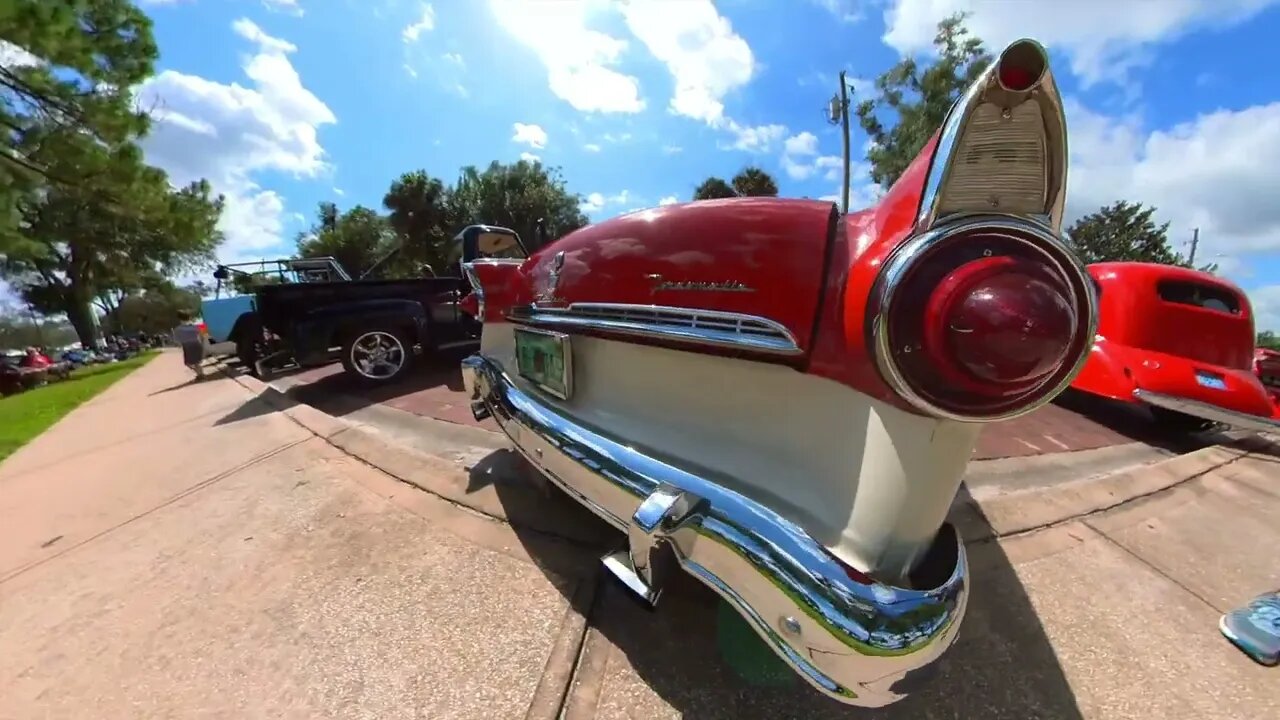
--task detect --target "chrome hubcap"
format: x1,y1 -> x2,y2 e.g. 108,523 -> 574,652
351,331 -> 405,379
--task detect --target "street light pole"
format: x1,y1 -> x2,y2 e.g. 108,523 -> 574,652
1188,227 -> 1200,265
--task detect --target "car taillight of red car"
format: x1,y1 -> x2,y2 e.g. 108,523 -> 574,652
867,39 -> 1096,423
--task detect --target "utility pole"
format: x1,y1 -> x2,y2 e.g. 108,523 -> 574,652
1188,227 -> 1200,265
26,303 -> 44,347
826,71 -> 852,214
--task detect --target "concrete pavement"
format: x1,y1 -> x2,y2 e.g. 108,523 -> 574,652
1,351 -> 1277,719
0,352 -> 590,719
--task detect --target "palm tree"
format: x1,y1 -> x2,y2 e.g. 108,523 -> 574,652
692,177 -> 736,201
731,166 -> 779,197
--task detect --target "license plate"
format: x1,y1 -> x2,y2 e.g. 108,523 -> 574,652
515,328 -> 573,399
1195,372 -> 1227,390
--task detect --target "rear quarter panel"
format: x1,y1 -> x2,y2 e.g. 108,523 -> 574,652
520,198 -> 838,352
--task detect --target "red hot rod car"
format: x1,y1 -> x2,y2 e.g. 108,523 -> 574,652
1070,263 -> 1280,434
460,40 -> 1097,706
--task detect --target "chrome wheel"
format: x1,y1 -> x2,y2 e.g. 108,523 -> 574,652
350,331 -> 406,380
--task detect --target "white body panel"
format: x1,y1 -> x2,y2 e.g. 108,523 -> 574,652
482,325 -> 980,580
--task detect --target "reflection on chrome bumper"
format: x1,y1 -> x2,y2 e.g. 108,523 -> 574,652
461,354 -> 969,707
1135,389 -> 1280,433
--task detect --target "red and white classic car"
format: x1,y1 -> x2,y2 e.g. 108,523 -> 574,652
1070,263 -> 1280,434
460,40 -> 1097,706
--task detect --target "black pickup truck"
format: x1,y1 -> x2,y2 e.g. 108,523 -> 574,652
240,224 -> 526,383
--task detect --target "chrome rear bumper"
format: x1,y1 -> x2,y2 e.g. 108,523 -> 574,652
1135,389 -> 1280,433
461,354 -> 969,707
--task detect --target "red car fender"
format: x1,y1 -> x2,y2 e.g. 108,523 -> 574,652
1069,336 -> 1138,402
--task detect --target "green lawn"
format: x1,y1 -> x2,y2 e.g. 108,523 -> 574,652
0,352 -> 158,462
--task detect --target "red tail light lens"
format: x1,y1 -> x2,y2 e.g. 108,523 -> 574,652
458,293 -> 480,318
870,218 -> 1096,422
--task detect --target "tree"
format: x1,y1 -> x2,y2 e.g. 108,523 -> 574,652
296,203 -> 398,278
383,170 -> 451,273
692,177 -> 736,200
855,14 -> 991,188
1257,331 -> 1280,351
731,167 -> 779,197
2,0 -> 158,232
1066,201 -> 1216,271
105,282 -> 201,336
0,137 -> 225,346
446,160 -> 588,253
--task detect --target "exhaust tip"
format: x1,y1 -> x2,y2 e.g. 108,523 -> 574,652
996,39 -> 1047,92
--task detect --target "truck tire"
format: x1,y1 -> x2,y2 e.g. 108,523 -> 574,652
235,317 -> 267,371
341,326 -> 415,384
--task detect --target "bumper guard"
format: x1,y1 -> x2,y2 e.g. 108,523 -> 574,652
462,354 -> 969,707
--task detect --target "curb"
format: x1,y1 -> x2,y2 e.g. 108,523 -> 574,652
949,435 -> 1275,543
223,366 -> 614,547
224,364 -> 1276,546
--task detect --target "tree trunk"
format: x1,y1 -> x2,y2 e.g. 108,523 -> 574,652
66,296 -> 99,348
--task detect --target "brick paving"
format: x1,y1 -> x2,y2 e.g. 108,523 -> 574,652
274,357 -> 1186,460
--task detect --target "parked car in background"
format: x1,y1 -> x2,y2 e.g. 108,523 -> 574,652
1254,347 -> 1280,414
245,226 -> 524,382
1071,263 -> 1280,433
462,40 -> 1097,706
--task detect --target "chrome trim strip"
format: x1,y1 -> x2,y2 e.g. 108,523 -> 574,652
461,262 -> 485,320
917,39 -> 1067,234
512,302 -> 803,356
462,354 -> 969,707
1134,389 -> 1280,433
868,214 -> 1099,423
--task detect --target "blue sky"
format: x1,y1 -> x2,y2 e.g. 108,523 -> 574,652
126,0 -> 1280,329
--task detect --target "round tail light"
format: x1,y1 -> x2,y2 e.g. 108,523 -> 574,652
870,217 -> 1096,422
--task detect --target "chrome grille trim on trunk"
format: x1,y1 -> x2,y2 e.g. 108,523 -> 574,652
509,302 -> 803,356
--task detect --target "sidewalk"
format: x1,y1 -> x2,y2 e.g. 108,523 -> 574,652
1,352 -> 1277,719
0,352 -> 592,719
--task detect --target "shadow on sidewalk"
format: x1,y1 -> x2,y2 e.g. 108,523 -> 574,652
487,454 -> 1084,719
273,351 -> 469,420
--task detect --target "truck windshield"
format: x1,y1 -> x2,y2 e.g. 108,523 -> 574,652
474,232 -> 525,259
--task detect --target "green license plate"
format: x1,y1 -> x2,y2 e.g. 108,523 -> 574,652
515,328 -> 572,399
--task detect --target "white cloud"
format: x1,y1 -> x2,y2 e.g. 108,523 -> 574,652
659,195 -> 678,206
519,151 -> 540,162
579,189 -> 632,214
231,17 -> 296,54
1065,99 -> 1280,285
725,121 -> 786,152
490,0 -> 643,113
403,3 -> 436,43
442,52 -> 465,66
662,145 -> 683,154
263,0 -> 304,17
583,143 -> 602,152
811,0 -> 864,23
135,19 -> 336,261
512,122 -> 548,149
403,63 -> 418,78
1252,286 -> 1280,332
619,0 -> 755,126
780,132 -> 845,180
603,132 -> 632,143
881,0 -> 1280,88
0,40 -> 39,68
333,187 -> 345,196
783,131 -> 819,157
